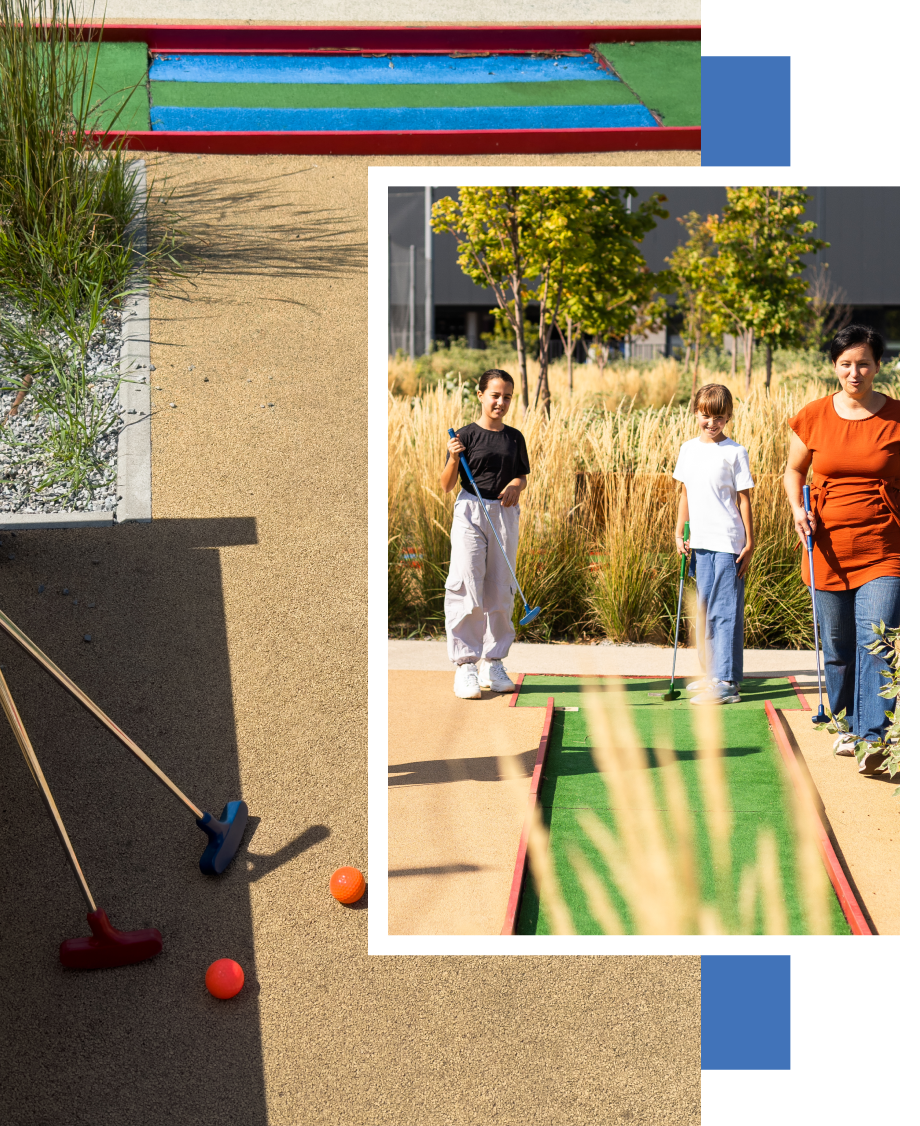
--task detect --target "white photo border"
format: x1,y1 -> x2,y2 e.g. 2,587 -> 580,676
367,163 -> 909,954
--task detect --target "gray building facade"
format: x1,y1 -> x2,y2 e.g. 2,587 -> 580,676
388,186 -> 900,358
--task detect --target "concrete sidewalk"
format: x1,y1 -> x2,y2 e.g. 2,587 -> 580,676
390,638 -> 823,687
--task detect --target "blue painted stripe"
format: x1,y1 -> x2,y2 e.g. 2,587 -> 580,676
149,53 -> 615,85
702,57 -> 790,166
150,103 -> 659,132
701,956 -> 791,1070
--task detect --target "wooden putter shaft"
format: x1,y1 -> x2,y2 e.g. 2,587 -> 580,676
0,608 -> 203,820
0,669 -> 96,912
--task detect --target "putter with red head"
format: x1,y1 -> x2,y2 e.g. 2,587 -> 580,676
0,669 -> 162,969
0,607 -> 247,876
448,427 -> 540,627
802,485 -> 829,724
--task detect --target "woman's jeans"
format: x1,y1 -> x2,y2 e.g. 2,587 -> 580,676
813,576 -> 900,741
692,549 -> 745,683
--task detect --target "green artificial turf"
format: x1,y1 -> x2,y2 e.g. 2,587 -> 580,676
80,42 -> 150,132
516,677 -> 851,935
594,41 -> 701,126
150,78 -> 641,110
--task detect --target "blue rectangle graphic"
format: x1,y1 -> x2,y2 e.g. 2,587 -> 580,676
701,955 -> 791,1070
150,103 -> 659,132
149,53 -> 614,85
702,57 -> 790,166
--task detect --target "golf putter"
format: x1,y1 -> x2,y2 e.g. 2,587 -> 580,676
649,521 -> 690,701
802,485 -> 829,724
0,668 -> 162,969
448,427 -> 541,626
0,607 -> 247,875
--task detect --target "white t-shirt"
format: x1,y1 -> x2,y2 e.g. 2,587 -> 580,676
673,437 -> 754,554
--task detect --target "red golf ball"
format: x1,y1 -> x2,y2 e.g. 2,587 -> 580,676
205,958 -> 245,999
330,866 -> 366,904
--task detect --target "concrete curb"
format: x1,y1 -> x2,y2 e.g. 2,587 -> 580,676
116,158 -> 153,525
0,159 -> 151,532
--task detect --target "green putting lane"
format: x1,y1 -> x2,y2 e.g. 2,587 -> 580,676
150,78 -> 641,110
596,41 -> 701,126
80,42 -> 150,131
515,677 -> 850,935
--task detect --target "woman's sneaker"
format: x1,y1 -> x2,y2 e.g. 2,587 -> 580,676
858,750 -> 889,776
689,680 -> 741,705
453,663 -> 481,700
833,733 -> 858,757
479,658 -> 515,693
687,677 -> 717,692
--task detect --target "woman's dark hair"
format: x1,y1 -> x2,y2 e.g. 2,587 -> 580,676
829,324 -> 884,365
479,369 -> 514,392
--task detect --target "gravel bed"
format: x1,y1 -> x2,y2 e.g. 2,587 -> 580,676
0,299 -> 141,514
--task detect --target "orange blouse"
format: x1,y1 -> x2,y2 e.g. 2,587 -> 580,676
788,394 -> 899,591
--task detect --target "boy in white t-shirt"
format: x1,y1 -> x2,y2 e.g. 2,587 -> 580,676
673,384 -> 755,705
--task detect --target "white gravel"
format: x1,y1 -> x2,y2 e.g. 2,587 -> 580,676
0,300 -> 132,514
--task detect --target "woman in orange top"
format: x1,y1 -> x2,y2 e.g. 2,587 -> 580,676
784,324 -> 899,775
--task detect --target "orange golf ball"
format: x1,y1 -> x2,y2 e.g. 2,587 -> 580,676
205,958 -> 245,999
330,866 -> 366,904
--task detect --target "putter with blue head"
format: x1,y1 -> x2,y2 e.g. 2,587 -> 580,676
802,485 -> 829,724
0,607 -> 248,875
649,521 -> 690,701
447,427 -> 541,627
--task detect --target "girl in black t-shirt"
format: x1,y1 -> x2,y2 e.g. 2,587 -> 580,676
439,370 -> 530,699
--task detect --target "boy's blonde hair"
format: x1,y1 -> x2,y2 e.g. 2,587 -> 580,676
693,383 -> 733,419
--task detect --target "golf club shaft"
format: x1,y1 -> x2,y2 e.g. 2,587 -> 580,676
448,428 -> 530,608
0,608 -> 203,819
669,521 -> 690,686
802,486 -> 827,714
0,669 -> 96,912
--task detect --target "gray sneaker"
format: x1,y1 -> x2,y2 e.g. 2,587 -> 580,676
689,680 -> 741,706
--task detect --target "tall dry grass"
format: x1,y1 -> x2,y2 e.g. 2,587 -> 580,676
515,681 -> 834,935
389,362 -> 853,645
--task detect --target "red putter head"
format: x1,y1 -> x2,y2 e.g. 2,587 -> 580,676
59,909 -> 163,970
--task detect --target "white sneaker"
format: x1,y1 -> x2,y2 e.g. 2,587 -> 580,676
454,663 -> 481,700
479,658 -> 515,693
687,677 -> 717,692
689,680 -> 741,706
833,733 -> 857,757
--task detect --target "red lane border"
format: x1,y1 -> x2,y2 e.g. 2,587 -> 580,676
788,674 -> 811,710
764,700 -> 873,936
90,125 -> 700,155
501,696 -> 554,936
507,672 -> 524,709
83,23 -> 701,52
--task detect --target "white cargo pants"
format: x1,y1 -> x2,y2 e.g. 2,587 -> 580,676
445,489 -> 519,666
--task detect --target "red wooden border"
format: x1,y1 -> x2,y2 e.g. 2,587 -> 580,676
788,674 -> 811,710
82,22 -> 702,53
501,696 -> 554,936
764,700 -> 873,936
90,125 -> 700,156
507,672 -> 524,709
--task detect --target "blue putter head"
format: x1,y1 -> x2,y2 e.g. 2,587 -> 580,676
519,605 -> 541,627
197,800 -> 249,875
812,706 -> 829,725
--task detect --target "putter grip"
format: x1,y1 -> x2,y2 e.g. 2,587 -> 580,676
802,485 -> 814,550
448,427 -> 474,483
679,520 -> 689,579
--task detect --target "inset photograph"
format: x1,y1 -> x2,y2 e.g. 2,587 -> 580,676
386,184 -> 899,938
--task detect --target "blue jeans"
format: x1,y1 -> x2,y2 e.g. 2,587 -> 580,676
813,576 -> 899,741
691,549 -> 745,683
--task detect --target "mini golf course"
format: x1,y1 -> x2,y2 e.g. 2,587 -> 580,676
506,675 -> 866,936
78,23 -> 700,153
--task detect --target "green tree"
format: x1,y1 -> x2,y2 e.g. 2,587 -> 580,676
561,188 -> 669,382
431,187 -> 596,414
707,187 -> 828,390
665,212 -> 726,399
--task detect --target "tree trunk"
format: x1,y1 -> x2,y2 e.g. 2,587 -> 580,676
566,316 -> 575,393
744,328 -> 754,391
764,341 -> 773,391
691,329 -> 701,401
730,335 -> 737,377
513,292 -> 529,410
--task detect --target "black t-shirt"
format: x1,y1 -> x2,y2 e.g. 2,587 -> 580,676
448,422 -> 530,499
